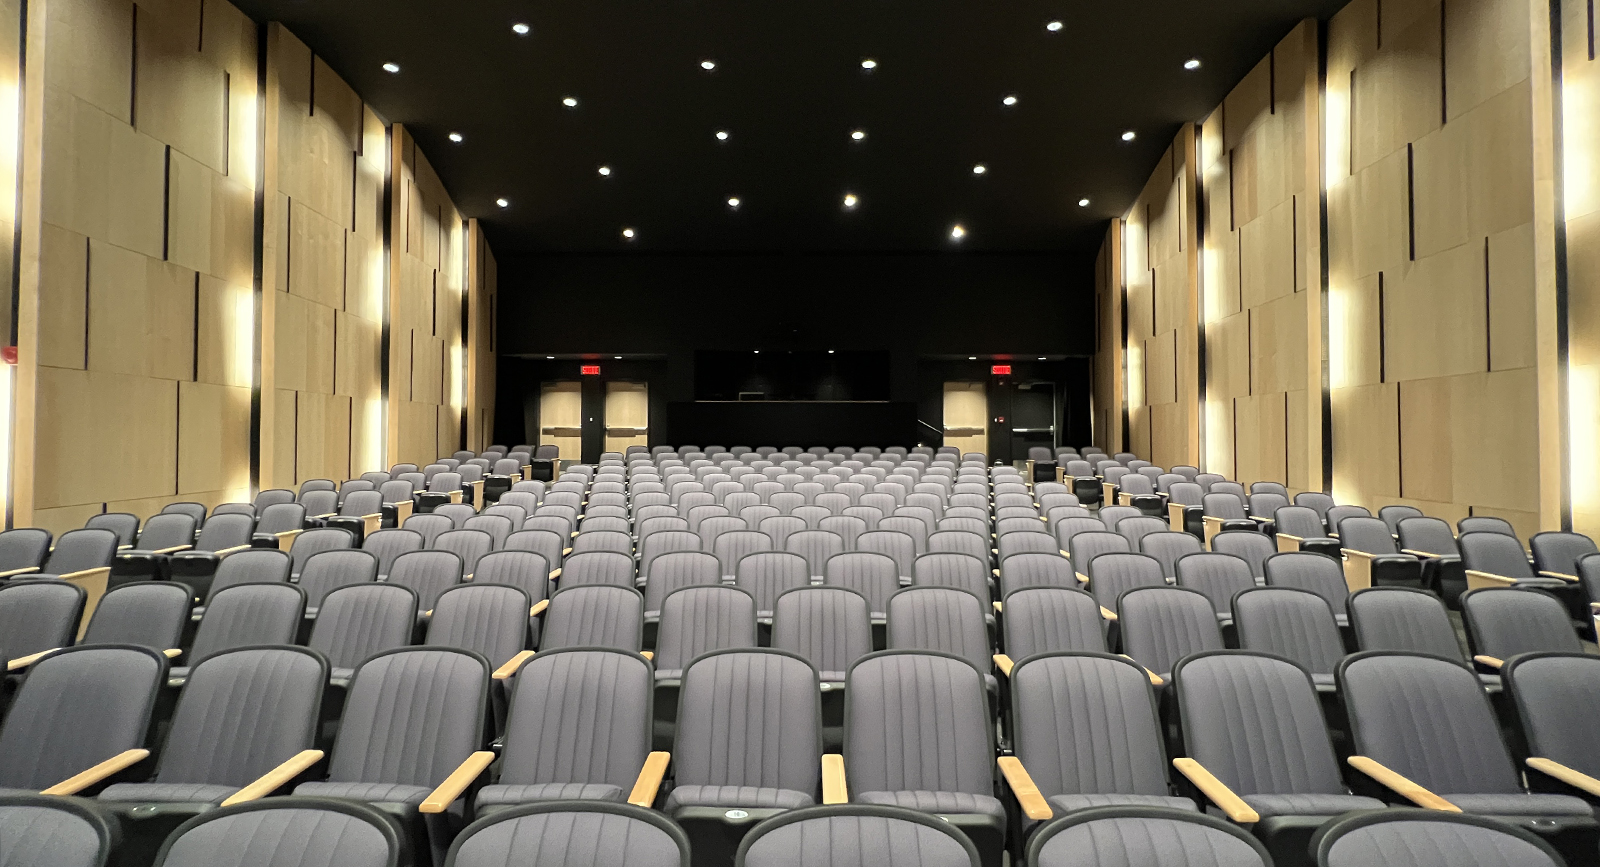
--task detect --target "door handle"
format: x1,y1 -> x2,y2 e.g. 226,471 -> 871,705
541,426 -> 582,436
1010,427 -> 1055,434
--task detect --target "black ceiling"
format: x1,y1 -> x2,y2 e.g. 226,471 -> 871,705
234,0 -> 1345,255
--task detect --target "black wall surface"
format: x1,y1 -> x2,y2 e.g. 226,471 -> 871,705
494,250 -> 1097,458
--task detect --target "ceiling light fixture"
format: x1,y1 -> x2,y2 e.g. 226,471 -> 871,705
563,96 -> 579,107
614,356 -> 622,359
598,165 -> 612,176
495,198 -> 509,208
546,356 -> 555,360
843,193 -> 858,209
1184,58 -> 1202,70
950,224 -> 967,240
382,62 -> 400,73
701,59 -> 717,70
1046,20 -> 1064,31
972,164 -> 987,175
1078,197 -> 1091,207
1002,94 -> 1018,106
861,58 -> 877,70
512,23 -> 530,35
968,356 -> 977,360
754,350 -> 760,354
448,132 -> 463,143
1038,356 -> 1047,360
851,129 -> 866,141
1121,130 -> 1136,141
715,130 -> 730,141
622,227 -> 636,239
727,197 -> 741,209
828,350 -> 835,354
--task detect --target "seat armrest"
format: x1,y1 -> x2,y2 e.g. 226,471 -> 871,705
998,756 -> 1053,820
419,751 -> 497,814
1346,756 -> 1460,811
1539,570 -> 1580,582
1464,569 -> 1519,589
1473,655 -> 1504,670
40,749 -> 151,796
1172,758 -> 1260,823
163,648 -> 182,658
993,654 -> 1014,677
1401,549 -> 1446,559
530,599 -> 550,617
992,600 -> 1003,614
220,749 -> 326,806
493,650 -> 537,681
1099,606 -> 1118,622
640,650 -> 653,661
628,751 -> 672,807
0,566 -> 39,578
1527,758 -> 1600,798
56,566 -> 111,583
822,754 -> 849,805
7,648 -> 59,671
549,567 -> 562,580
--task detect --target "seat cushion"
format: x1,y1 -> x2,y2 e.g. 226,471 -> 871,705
654,670 -> 684,681
1443,793 -> 1596,817
856,790 -> 1005,821
475,783 -> 627,807
1241,793 -> 1385,818
664,785 -> 814,813
1048,794 -> 1197,814
98,783 -> 239,804
293,782 -> 433,808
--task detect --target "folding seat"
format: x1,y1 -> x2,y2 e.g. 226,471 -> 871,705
188,548 -> 291,622
361,528 -> 424,580
162,514 -> 255,599
1208,481 -> 1247,500
1504,652 -> 1600,815
97,646 -> 325,851
0,527 -> 50,577
298,549 -> 379,618
772,584 -> 873,711
430,503 -> 476,530
785,529 -> 844,580
1117,587 -> 1224,682
1292,492 -> 1335,528
177,583 -> 306,682
1050,517 -> 1106,558
634,488 -> 669,507
376,480 -> 418,529
1110,516 -> 1165,552
994,518 -> 1046,544
1163,482 -> 1205,536
1335,515 -> 1422,591
1461,516 -> 1519,537
1062,460 -> 1100,505
1530,531 -> 1598,582
855,530 -> 915,583
28,528 -> 117,612
1273,505 -> 1342,559
284,527 -> 355,583
210,502 -> 256,519
1210,530 -> 1275,581
666,650 -> 821,862
580,513 -> 630,534
1138,530 -> 1202,581
1346,585 -> 1479,675
0,580 -> 86,669
81,581 -> 190,652
814,491 -> 851,515
759,515 -> 807,550
887,588 -> 994,694
1233,588 -> 1344,691
572,529 -> 632,557
308,583 -> 417,685
860,492 -> 898,517
642,551 -> 721,619
994,553 -> 1076,598
679,492 -> 718,520
1324,505 -> 1371,534
638,513 -> 688,541
639,530 -> 701,581
540,585 -> 644,652
1200,494 -> 1257,548
913,553 -> 991,606
817,514 -> 866,550
994,507 -> 1040,526
993,494 -> 1035,514
652,585 -> 757,684
752,480 -> 785,503
1114,474 -> 1164,517
839,651 -> 1005,866
789,504 -> 830,529
1373,505 -> 1424,538
0,793 -> 122,867
1459,531 -> 1569,592
938,517 -> 989,539
401,513 -> 453,549
1167,552 -> 1252,628
385,550 -> 464,616
108,513 -> 197,585
1316,810 -> 1567,867
1339,651 -> 1598,849
1067,531 -> 1131,583
1171,651 -> 1386,863
1461,588 -> 1582,672
929,529 -> 990,563
292,648 -> 490,863
1084,551 -> 1165,624
823,551 -> 900,623
711,530 -> 774,581
426,584 -> 531,684
1245,493 -> 1288,531
1264,551 -> 1352,625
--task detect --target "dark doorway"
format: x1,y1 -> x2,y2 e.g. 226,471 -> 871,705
1010,380 -> 1057,463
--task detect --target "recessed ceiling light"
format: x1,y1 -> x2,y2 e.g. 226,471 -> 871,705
1121,130 -> 1136,141
851,129 -> 866,141
614,356 -> 622,360
715,130 -> 730,141
701,59 -> 717,70
382,62 -> 400,73
968,356 -> 977,360
1002,95 -> 1018,106
1038,356 -> 1047,360
512,23 -> 530,35
1046,20 -> 1064,31
495,198 -> 509,208
861,58 -> 877,70
843,193 -> 859,209
622,227 -> 636,239
1184,58 -> 1202,70
828,350 -> 835,354
1078,197 -> 1091,207
727,196 -> 741,209
972,164 -> 987,175
562,96 -> 579,107
448,132 -> 463,143
950,224 -> 967,240
546,356 -> 555,360
754,350 -> 760,354
598,165 -> 612,176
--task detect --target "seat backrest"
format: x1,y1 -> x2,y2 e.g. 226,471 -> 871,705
1011,652 -> 1171,798
1114,516 -> 1168,549
297,550 -> 379,611
822,551 -> 900,617
1395,516 -> 1460,558
1209,531 -> 1276,579
734,551 -> 810,616
503,529 -> 565,576
188,583 -> 306,666
653,586 -> 757,673
473,551 -> 551,602
1325,505 -> 1372,529
1316,812 -> 1562,867
1233,587 -> 1345,678
1459,516 -> 1519,538
0,580 -> 85,658
425,584 -> 529,670
385,550 -> 464,613
855,530 -> 915,578
1273,506 -> 1327,539
40,528 -> 117,575
330,648 -> 488,787
640,531 -> 702,577
845,651 -> 993,798
1172,552 -> 1257,620
785,530 -> 845,577
132,513 -> 196,552
84,513 -> 138,547
204,548 -> 291,602
1263,552 -> 1351,618
1377,505 -> 1426,536
1069,532 -> 1133,579
643,551 -> 721,613
1505,652 -> 1600,781
1096,505 -> 1141,529
997,552 -> 1076,595
83,581 -> 190,650
462,515 -> 513,550
402,514 -> 453,548
1338,516 -> 1401,556
1118,587 -> 1224,676
431,502 -> 475,529
1000,587 -> 1106,658
771,587 -> 873,681
0,645 -> 166,789
298,490 -> 339,519
885,587 -> 990,674
433,529 -> 495,577
911,553 -> 989,603
1174,651 -> 1347,798
1339,651 -> 1522,795
0,528 -> 50,572
928,530 -> 989,562
540,585 -> 644,652
1460,587 -> 1583,659
254,488 -> 297,510
191,513 -> 253,553
155,647 -> 325,786
309,583 -> 417,672
288,528 -> 355,578
1139,531 -> 1203,579
361,529 -> 424,577
1084,551 -> 1164,614
1348,587 -> 1464,659
1529,531 -> 1599,576
675,650 -> 820,793
498,648 -> 653,791
1202,493 -> 1247,520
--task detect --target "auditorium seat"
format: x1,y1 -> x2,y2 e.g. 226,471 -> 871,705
1460,516 -> 1520,538
308,584 -> 416,685
164,514 -> 256,598
1138,531 -> 1202,581
86,514 -> 139,548
1503,652 -> 1600,815
108,513 -> 197,585
0,580 -> 86,671
433,529 -> 494,578
735,551 -> 809,622
451,802 -> 688,867
473,551 -> 552,639
81,581 -> 189,653
1026,807 -> 1270,867
1314,809 -> 1566,867
1172,552 -> 1255,629
823,551 -> 899,625
504,529 -> 567,581
297,550 -> 379,618
175,583 -> 306,683
1461,588 -> 1583,671
1233,588 -> 1344,692
643,551 -> 721,621
1263,551 -> 1352,626
1209,530 -> 1274,581
1118,587 -> 1223,681
1273,505 -> 1342,559
385,550 -> 464,617
0,794 -> 118,867
1401,519 -> 1468,600
539,585 -> 644,652
0,527 -> 50,578
326,491 -> 385,545
886,588 -> 994,693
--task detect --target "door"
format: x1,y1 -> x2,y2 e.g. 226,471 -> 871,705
540,381 -> 584,461
1010,381 -> 1057,462
605,381 -> 649,454
943,382 -> 988,457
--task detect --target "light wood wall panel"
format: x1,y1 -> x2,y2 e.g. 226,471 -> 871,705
1561,0 -> 1600,536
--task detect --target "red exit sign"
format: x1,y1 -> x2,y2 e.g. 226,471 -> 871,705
990,364 -> 1012,375
580,365 -> 601,375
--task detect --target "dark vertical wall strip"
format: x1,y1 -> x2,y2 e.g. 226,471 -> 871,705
1377,272 -> 1387,382
5,0 -> 25,526
1405,143 -> 1416,261
1550,0 -> 1573,530
248,21 -> 267,491
1318,19 -> 1335,492
161,146 -> 171,260
1194,121 -> 1209,471
379,125 -> 393,469
579,374 -> 604,463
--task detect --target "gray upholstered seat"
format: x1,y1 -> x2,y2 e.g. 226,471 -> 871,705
432,530 -> 494,578
856,531 -> 915,583
1027,807 -> 1271,867
1085,552 -> 1164,618
360,529 -> 423,580
912,553 -> 991,606
308,584 -> 417,683
1530,531 -> 1598,578
652,586 -> 757,681
424,584 -> 530,672
771,586 -> 872,683
1174,552 -> 1256,626
572,529 -> 632,557
81,581 -> 189,651
1264,551 -> 1353,625
449,802 -> 689,867
1461,587 -> 1583,662
539,585 -> 643,652
32,528 -> 117,581
0,528 -> 50,575
1273,506 -> 1342,558
402,514 -> 454,548
0,795 -> 115,867
1347,587 -> 1467,659
1315,810 -> 1566,867
736,805 -> 981,867
886,588 -> 994,690
1118,587 -> 1224,678
1140,532 -> 1203,580
823,552 -> 900,620
786,530 -> 845,580
0,580 -> 85,662
1233,587 -> 1345,690
190,548 -> 291,619
713,532 -> 776,581
1504,653 -> 1600,793
385,550 -> 463,615
998,587 -> 1106,660
173,583 -> 305,682
736,552 -> 810,620
84,514 -> 137,548
1459,531 -> 1566,589
151,797 -> 403,867
298,549 -> 379,616
286,528 -> 354,581
1210,531 -> 1276,581
997,553 -> 1076,596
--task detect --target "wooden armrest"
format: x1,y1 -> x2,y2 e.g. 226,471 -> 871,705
562,547 -> 573,555
1118,654 -> 1164,685
212,545 -> 252,557
150,545 -> 194,555
1099,605 -> 1118,621
1249,516 -> 1273,523
1076,572 -> 1090,583
1527,757 -> 1600,798
308,512 -> 337,521
163,648 -> 182,658
493,650 -> 536,681
0,566 -> 39,578
998,756 -> 1053,821
641,650 -> 653,661
1059,550 -> 1070,558
1342,548 -> 1376,560
1346,756 -> 1460,811
7,648 -> 58,671
448,491 -> 464,504
992,600 -> 1003,614
419,750 -> 496,814
1465,569 -> 1518,588
822,754 -> 848,805
40,748 -> 151,796
992,567 -> 1000,578
530,599 -> 549,617
1172,758 -> 1259,823
1473,655 -> 1504,669
993,654 -> 1014,677
628,751 -> 671,807
55,566 -> 110,582
117,544 -> 133,550
549,568 -> 562,580
220,749 -> 325,806
1401,549 -> 1443,558
1539,571 -> 1580,582
1278,534 -> 1305,543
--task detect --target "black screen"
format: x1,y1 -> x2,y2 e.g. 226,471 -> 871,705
694,350 -> 892,401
